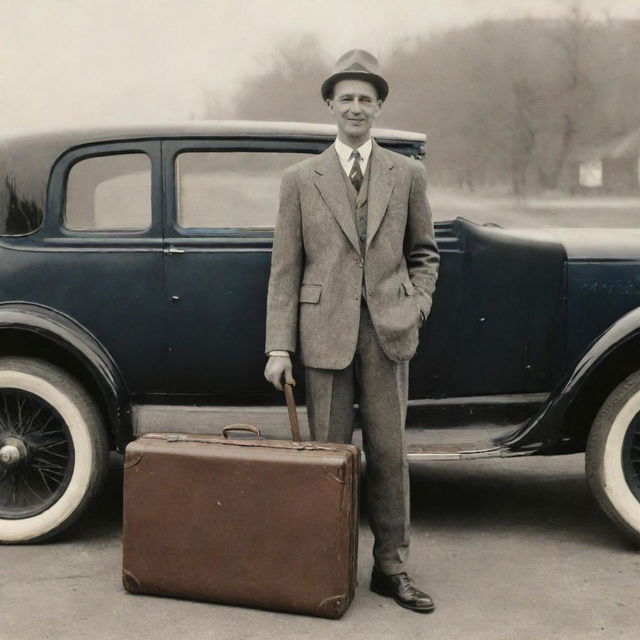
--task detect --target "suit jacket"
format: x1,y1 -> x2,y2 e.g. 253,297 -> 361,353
265,139 -> 439,369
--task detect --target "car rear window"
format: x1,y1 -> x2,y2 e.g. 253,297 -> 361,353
175,151 -> 312,229
0,147 -> 44,236
65,153 -> 151,231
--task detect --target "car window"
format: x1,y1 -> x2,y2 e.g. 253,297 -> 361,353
0,145 -> 44,236
175,152 -> 312,229
65,153 -> 151,231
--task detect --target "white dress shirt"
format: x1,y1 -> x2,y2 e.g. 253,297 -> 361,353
268,137 -> 373,358
334,136 -> 372,177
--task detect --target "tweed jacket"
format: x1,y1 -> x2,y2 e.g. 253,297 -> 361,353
265,139 -> 439,369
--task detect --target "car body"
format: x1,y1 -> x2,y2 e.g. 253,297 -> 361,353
0,120 -> 639,544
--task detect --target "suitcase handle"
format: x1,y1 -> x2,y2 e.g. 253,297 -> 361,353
284,383 -> 302,443
222,424 -> 261,439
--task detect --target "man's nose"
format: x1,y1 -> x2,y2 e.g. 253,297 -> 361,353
350,99 -> 362,113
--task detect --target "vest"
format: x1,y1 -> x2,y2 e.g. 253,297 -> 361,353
340,157 -> 371,297
340,156 -> 371,256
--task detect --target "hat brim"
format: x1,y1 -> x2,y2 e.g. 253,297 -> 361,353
321,72 -> 389,102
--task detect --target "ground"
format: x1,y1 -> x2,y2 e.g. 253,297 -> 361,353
2,452 -> 639,640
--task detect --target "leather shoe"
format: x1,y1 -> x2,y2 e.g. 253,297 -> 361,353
370,569 -> 435,613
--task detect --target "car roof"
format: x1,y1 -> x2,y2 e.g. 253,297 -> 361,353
0,120 -> 426,146
0,120 -> 427,214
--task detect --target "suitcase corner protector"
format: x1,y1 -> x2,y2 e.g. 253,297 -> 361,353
123,452 -> 144,470
318,593 -> 349,618
122,568 -> 143,593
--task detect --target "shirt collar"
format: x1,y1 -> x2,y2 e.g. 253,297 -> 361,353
334,137 -> 373,165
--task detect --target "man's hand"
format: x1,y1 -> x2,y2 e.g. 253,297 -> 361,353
264,355 -> 295,391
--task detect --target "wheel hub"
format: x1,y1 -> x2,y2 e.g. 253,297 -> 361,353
0,388 -> 76,522
0,437 -> 28,468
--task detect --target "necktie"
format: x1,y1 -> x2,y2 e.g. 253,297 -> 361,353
349,150 -> 363,192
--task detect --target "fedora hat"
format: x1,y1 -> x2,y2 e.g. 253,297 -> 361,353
321,49 -> 389,102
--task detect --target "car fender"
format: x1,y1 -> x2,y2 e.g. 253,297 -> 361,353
0,301 -> 131,449
501,306 -> 640,453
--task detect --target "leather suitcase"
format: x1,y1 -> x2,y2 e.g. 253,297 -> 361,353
122,385 -> 360,618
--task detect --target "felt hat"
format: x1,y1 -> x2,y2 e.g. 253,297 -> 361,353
321,49 -> 389,102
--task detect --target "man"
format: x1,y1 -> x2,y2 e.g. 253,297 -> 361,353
264,49 -> 439,613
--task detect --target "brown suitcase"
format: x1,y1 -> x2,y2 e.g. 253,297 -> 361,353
122,385 -> 360,618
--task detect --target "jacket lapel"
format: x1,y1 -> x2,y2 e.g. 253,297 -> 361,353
313,145 -> 361,256
366,140 -> 396,251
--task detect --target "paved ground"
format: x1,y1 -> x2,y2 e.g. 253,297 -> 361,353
2,452 -> 639,640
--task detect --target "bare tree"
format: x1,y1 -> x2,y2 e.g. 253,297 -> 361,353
505,0 -> 596,193
200,35 -> 329,123
204,10 -> 638,194
544,0 -> 592,189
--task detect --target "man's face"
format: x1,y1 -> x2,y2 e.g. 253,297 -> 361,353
326,78 -> 382,146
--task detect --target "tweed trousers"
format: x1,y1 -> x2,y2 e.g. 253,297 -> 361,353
305,299 -> 410,575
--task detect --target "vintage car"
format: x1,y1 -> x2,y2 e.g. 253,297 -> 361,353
0,121 -> 639,546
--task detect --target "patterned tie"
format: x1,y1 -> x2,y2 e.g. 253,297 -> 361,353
349,150 -> 363,192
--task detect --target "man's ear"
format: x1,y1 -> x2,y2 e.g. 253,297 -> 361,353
325,98 -> 334,114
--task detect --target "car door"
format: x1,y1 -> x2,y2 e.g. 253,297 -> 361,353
18,141 -> 168,395
162,138 -> 317,401
413,218 -> 566,398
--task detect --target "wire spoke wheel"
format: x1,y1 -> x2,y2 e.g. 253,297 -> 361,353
0,357 -> 109,544
586,370 -> 640,545
622,413 -> 640,502
0,390 -> 74,519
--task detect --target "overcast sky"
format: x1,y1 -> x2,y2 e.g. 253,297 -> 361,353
1,0 -> 639,131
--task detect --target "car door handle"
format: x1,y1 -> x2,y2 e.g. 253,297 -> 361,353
164,246 -> 185,254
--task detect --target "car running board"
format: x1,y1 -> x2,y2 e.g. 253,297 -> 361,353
351,427 -> 509,460
406,442 -> 503,460
134,405 -> 515,460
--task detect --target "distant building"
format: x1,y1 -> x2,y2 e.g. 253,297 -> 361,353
571,127 -> 640,193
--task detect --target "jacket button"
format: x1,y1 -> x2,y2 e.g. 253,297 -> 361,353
353,294 -> 359,301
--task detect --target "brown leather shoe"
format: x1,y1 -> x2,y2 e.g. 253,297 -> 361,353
370,569 -> 435,613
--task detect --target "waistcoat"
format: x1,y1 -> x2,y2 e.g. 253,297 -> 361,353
339,156 -> 371,257
340,156 -> 371,297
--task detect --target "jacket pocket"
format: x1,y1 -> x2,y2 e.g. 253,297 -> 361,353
299,284 -> 322,304
402,279 -> 415,296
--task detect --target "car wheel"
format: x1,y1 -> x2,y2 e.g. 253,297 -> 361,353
586,369 -> 640,545
0,357 -> 109,543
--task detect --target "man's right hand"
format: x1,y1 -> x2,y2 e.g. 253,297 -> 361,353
264,355 -> 295,391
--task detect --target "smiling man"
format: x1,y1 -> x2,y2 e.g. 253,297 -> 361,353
264,49 -> 440,613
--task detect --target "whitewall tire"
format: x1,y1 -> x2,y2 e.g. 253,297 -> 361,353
586,370 -> 640,545
0,357 -> 109,543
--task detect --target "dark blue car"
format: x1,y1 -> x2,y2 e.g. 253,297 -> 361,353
0,121 -> 639,545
